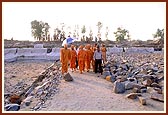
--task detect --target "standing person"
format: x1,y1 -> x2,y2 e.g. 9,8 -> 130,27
93,43 -> 98,52
78,45 -> 86,74
85,44 -> 92,72
83,45 -> 87,71
93,45 -> 103,75
70,45 -> 77,72
74,45 -> 79,70
91,43 -> 97,72
101,44 -> 107,65
60,44 -> 71,76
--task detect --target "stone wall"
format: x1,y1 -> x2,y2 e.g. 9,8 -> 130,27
4,47 -> 163,62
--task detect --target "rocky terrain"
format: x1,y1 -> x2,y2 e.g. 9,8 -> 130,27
3,50 -> 165,112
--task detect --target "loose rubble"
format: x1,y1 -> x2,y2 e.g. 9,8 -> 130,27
4,49 -> 164,111
103,51 -> 164,105
4,61 -> 62,111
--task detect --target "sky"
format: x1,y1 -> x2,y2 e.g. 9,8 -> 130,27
2,2 -> 166,41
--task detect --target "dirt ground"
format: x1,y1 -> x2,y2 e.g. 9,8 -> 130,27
3,60 -> 164,112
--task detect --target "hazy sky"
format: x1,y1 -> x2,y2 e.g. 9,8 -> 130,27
2,2 -> 166,41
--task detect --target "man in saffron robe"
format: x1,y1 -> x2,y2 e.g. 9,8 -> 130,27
85,44 -> 93,72
101,44 -> 107,64
78,45 -> 86,74
60,44 -> 71,75
74,45 -> 79,69
91,43 -> 97,72
70,45 -> 77,72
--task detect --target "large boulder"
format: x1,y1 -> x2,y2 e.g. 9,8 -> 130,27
116,76 -> 127,82
103,67 -> 110,71
132,87 -> 140,93
63,73 -> 73,81
113,81 -> 125,94
142,79 -> 153,86
138,96 -> 147,105
102,71 -> 111,79
124,81 -> 136,90
126,93 -> 141,99
151,82 -> 161,88
5,104 -> 20,111
150,93 -> 164,102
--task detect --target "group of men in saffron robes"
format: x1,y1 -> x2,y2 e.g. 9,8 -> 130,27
60,43 -> 107,76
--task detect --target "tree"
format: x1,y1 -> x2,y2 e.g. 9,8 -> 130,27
44,23 -> 50,41
76,25 -> 79,39
31,20 -> 50,41
89,27 -> 93,41
105,26 -> 109,40
60,23 -> 66,41
73,25 -> 78,38
97,21 -> 103,33
114,27 -> 130,42
127,32 -> 131,41
81,25 -> 86,41
53,27 -> 61,41
31,20 -> 44,41
153,28 -> 164,40
96,21 -> 103,41
81,25 -> 86,34
153,28 -> 164,48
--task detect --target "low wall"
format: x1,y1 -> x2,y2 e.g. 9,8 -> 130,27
107,47 -> 155,54
4,48 -> 60,62
4,47 -> 161,62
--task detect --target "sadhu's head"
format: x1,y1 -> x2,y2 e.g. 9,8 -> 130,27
64,44 -> 68,49
79,45 -> 84,50
85,45 -> 88,49
87,44 -> 91,49
94,43 -> 97,47
102,44 -> 105,47
71,45 -> 74,50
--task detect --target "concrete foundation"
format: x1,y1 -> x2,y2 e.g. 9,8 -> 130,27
4,47 -> 161,62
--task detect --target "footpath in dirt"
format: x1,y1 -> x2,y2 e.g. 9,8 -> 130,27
38,70 -> 164,112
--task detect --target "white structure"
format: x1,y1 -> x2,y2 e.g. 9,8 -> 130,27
106,47 -> 155,54
34,44 -> 44,48
4,48 -> 60,62
4,47 -> 158,63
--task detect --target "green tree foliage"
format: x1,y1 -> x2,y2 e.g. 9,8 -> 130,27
153,28 -> 164,47
81,25 -> 86,34
43,23 -> 50,41
31,20 -> 50,41
153,28 -> 164,40
96,21 -> 103,41
31,20 -> 43,41
81,25 -> 86,41
53,27 -> 61,41
114,27 -> 130,42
